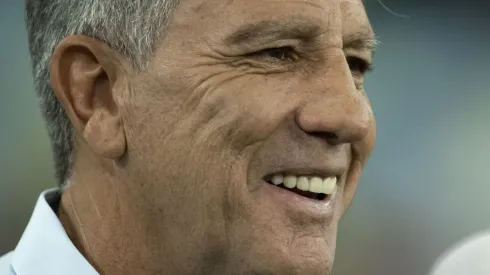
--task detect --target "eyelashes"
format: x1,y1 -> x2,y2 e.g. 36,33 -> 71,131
245,47 -> 374,76
346,56 -> 373,75
245,47 -> 298,62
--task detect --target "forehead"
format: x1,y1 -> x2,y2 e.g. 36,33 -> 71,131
175,0 -> 372,39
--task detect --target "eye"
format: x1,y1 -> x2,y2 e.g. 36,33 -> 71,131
246,47 -> 298,62
346,56 -> 373,75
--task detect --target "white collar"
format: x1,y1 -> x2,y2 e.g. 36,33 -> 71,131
11,188 -> 98,275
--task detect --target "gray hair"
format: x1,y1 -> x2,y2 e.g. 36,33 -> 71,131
25,0 -> 181,186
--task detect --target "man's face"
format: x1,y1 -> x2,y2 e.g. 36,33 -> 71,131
117,0 -> 376,274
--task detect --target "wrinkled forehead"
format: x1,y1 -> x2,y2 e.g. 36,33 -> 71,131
174,0 -> 373,37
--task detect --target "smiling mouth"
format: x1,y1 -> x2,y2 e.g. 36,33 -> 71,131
264,174 -> 337,201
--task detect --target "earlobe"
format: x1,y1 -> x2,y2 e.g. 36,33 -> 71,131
50,35 -> 128,160
84,111 -> 126,159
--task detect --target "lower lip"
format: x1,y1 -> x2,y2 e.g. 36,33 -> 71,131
261,180 -> 336,221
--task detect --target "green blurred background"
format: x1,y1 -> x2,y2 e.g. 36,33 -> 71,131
1,1 -> 489,274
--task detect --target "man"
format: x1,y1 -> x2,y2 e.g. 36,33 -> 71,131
0,0 -> 377,274
430,231 -> 490,275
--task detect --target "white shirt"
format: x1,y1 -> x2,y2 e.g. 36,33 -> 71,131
0,189 -> 98,275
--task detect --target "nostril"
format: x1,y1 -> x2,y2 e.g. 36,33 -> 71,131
311,131 -> 339,144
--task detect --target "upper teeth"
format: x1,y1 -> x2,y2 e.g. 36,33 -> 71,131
270,174 -> 337,195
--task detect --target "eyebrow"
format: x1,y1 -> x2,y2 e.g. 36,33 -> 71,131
344,32 -> 379,53
224,18 -> 322,45
224,18 -> 378,53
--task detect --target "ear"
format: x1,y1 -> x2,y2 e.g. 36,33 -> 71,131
50,35 -> 129,159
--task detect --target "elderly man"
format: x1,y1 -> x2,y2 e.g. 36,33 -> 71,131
0,0 -> 377,274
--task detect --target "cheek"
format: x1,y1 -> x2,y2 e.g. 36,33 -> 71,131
365,117 -> 377,158
119,76 -> 253,210
119,94 -> 237,250
206,74 -> 300,151
341,118 -> 376,212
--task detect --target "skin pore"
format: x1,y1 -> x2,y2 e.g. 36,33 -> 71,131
52,0 -> 376,274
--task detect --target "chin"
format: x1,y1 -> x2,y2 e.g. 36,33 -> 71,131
249,255 -> 334,275
282,239 -> 335,275
232,233 -> 336,275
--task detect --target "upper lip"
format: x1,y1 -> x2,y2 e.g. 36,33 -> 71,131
262,166 -> 345,182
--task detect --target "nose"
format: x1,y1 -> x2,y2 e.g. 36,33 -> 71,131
295,54 -> 372,145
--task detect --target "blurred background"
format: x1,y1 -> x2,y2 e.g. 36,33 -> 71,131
0,0 -> 489,274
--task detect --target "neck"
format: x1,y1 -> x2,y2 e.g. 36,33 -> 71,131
58,147 -> 152,274
58,152 -> 218,275
58,172 -> 134,274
